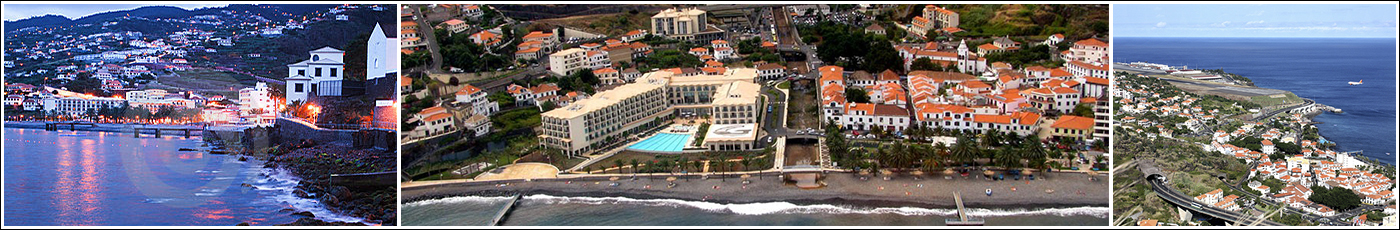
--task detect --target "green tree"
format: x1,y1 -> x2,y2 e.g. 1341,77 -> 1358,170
845,87 -> 871,103
630,159 -> 640,176
910,57 -> 937,71
1072,103 -> 1094,118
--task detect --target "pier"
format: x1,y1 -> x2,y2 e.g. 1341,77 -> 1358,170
489,193 -> 523,226
946,192 -> 985,226
133,126 -> 205,138
43,121 -> 96,131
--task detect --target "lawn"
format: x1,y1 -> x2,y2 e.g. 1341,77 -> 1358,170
1249,93 -> 1303,108
581,150 -> 774,174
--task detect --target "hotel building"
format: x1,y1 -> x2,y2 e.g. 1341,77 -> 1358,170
540,68 -> 761,156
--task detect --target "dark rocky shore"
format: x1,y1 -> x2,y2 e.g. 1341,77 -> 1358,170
263,139 -> 398,226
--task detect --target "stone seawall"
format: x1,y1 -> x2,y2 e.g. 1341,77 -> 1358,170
274,118 -> 356,144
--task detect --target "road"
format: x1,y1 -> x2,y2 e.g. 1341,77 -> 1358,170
1147,176 -> 1287,226
772,6 -> 819,74
474,66 -> 545,93
759,84 -> 789,145
1250,98 -> 1314,122
411,6 -> 445,74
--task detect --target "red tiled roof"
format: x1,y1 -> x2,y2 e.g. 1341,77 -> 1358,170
1074,38 -> 1108,47
1051,115 -> 1094,130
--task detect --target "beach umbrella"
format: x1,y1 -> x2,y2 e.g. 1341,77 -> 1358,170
1022,169 -> 1034,175
943,168 -> 956,175
1045,189 -> 1055,194
609,176 -> 620,181
983,170 -> 995,177
911,170 -> 925,176
666,177 -> 677,182
858,170 -> 871,176
880,169 -> 893,175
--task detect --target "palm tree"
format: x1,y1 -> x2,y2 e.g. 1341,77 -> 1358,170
995,147 -> 1020,169
920,147 -> 943,173
658,160 -> 672,176
1021,135 -> 1047,170
874,145 -> 890,171
630,159 -> 640,177
710,160 -> 723,181
692,160 -> 704,179
950,135 -> 979,168
613,159 -> 624,174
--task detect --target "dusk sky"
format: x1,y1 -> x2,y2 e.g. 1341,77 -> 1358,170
1114,4 -> 1397,38
2,4 -> 226,21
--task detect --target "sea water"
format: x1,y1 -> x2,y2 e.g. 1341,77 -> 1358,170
1116,37 -> 1397,165
2,128 -> 365,226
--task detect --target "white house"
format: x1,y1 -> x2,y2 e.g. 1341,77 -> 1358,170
285,47 -> 346,105
455,84 -> 498,116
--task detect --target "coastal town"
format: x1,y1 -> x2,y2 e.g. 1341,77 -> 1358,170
398,4 -> 1112,226
4,4 -> 399,226
1112,62 -> 1397,226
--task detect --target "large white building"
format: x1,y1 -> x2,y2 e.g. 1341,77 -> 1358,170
548,48 -> 587,76
285,47 -> 346,105
651,8 -> 707,38
540,68 -> 761,156
650,7 -> 724,42
239,82 -> 277,125
1069,38 -> 1109,65
42,96 -> 124,116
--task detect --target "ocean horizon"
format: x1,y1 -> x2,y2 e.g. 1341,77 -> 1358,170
1115,37 -> 1398,165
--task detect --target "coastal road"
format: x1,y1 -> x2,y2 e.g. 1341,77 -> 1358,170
1148,176 -> 1286,226
474,66 -> 546,93
411,6 -> 445,74
1250,98 -> 1314,122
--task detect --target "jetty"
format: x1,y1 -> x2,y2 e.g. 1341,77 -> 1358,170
489,193 -> 523,226
945,192 -> 985,226
44,121 -> 96,131
133,125 -> 205,138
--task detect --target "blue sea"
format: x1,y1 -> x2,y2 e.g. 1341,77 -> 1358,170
3,128 -> 366,225
1116,37 -> 1397,165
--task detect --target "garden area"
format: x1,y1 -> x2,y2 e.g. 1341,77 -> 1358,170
579,148 -> 776,175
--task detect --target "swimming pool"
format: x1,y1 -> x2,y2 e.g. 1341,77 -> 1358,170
627,133 -> 692,152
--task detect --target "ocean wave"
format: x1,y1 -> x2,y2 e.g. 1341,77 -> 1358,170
254,168 -> 368,224
142,198 -> 177,204
518,194 -> 1109,218
403,196 -> 515,208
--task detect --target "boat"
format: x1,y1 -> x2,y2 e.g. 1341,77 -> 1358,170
1348,80 -> 1362,85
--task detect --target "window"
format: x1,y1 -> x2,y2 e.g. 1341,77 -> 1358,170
315,67 -> 322,76
295,83 -> 304,92
330,68 -> 337,77
313,55 -> 320,61
298,69 -> 306,76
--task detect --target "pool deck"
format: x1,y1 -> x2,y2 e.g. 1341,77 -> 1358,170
566,123 -> 706,173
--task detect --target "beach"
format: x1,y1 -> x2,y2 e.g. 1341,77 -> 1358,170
403,171 -> 1109,209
